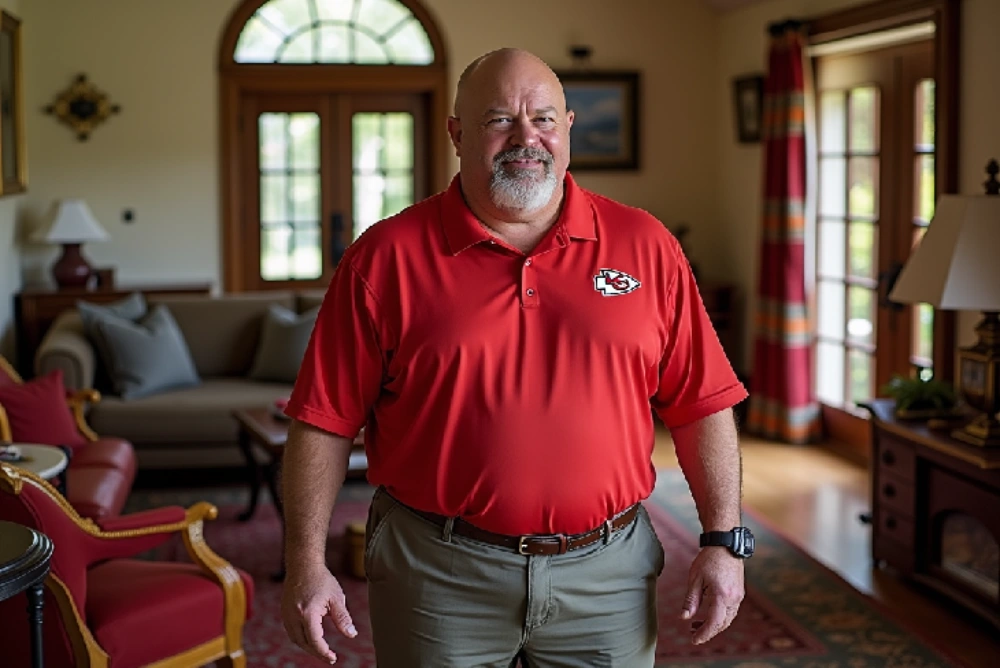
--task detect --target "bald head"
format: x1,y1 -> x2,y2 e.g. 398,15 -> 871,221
453,48 -> 566,118
446,48 -> 574,223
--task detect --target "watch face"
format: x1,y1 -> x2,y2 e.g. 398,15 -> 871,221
734,527 -> 754,558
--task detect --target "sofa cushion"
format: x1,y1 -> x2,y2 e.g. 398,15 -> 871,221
149,293 -> 296,377
88,378 -> 292,445
248,305 -> 319,384
297,290 -> 326,312
0,369 -> 87,447
96,305 -> 201,399
78,293 -> 148,391
66,465 -> 131,520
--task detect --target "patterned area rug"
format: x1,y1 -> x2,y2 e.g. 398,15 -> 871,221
126,470 -> 959,667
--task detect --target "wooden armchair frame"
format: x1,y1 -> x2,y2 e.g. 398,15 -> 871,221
0,464 -> 248,667
0,354 -> 99,443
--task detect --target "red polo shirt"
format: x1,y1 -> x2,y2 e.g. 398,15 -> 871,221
286,173 -> 746,535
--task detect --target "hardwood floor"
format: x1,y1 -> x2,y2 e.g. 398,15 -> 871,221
652,427 -> 1000,668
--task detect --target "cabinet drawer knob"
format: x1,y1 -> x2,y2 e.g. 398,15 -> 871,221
882,484 -> 896,498
886,517 -> 897,530
881,450 -> 896,465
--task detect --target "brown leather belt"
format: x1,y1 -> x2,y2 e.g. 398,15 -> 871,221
402,501 -> 641,556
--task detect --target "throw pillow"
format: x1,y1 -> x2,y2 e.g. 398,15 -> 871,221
248,305 -> 320,384
0,369 -> 87,446
95,304 -> 201,399
77,293 -> 148,390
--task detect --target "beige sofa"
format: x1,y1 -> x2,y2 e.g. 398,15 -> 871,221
35,291 -> 325,470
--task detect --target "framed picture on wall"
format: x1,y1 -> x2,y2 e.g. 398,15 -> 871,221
556,71 -> 639,170
733,74 -> 765,143
0,10 -> 26,196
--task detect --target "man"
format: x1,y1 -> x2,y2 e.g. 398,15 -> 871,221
280,48 -> 750,667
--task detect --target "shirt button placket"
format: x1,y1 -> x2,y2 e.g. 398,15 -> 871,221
522,257 -> 538,307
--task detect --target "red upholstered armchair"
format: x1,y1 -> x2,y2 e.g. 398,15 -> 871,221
0,355 -> 135,520
0,464 -> 254,667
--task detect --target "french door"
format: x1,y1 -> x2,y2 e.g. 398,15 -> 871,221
239,92 -> 428,291
814,40 -> 938,439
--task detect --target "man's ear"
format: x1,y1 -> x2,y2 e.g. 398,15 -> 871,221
566,109 -> 575,130
447,116 -> 462,156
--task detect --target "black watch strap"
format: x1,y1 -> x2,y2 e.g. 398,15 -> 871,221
699,531 -> 735,548
699,527 -> 754,558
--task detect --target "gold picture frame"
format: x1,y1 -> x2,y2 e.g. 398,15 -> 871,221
0,10 -> 26,196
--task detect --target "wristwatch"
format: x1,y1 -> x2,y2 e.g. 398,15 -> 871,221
699,527 -> 754,558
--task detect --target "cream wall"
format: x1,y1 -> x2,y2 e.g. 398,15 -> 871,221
1,0 -> 719,363
715,0 -> 1000,367
0,0 -> 21,360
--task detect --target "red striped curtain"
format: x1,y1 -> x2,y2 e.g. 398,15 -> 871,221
746,21 -> 820,444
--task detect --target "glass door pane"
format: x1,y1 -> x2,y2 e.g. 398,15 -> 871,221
352,112 -> 415,237
910,78 -> 936,377
258,111 -> 323,281
815,84 -> 881,409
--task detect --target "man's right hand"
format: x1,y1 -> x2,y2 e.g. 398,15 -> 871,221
281,564 -> 358,664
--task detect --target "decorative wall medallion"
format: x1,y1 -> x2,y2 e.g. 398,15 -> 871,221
45,74 -> 121,140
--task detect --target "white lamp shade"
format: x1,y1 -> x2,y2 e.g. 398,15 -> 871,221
33,199 -> 109,244
889,194 -> 1000,312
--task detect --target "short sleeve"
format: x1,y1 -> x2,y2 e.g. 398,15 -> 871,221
284,254 -> 389,438
652,243 -> 747,428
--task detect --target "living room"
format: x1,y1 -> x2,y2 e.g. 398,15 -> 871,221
1,0 -> 999,665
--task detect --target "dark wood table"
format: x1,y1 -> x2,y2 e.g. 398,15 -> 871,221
0,521 -> 54,668
862,399 -> 1000,631
233,407 -> 367,580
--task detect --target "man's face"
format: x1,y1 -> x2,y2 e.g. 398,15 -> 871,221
449,59 -> 574,215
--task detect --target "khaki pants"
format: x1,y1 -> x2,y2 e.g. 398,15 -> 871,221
365,487 -> 665,667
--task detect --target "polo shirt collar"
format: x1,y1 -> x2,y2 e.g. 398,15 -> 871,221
441,172 -> 598,255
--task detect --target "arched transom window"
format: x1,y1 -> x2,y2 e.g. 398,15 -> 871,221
235,0 -> 434,64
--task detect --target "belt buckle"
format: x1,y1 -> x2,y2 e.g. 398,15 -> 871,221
518,536 -> 531,555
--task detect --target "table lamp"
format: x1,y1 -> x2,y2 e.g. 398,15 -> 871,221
889,159 -> 1000,447
32,199 -> 109,289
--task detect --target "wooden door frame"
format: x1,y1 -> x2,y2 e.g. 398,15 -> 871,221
217,0 -> 450,292
808,0 -> 959,385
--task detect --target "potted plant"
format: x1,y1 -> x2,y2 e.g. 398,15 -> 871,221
880,374 -> 960,419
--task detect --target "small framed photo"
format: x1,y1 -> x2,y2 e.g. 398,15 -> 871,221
556,71 -> 639,170
732,74 -> 765,143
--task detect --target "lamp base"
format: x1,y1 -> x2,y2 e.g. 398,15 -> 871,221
951,413 -> 1000,447
51,243 -> 93,289
955,311 -> 1000,447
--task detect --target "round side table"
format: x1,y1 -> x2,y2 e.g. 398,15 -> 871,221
2,443 -> 69,480
0,521 -> 54,668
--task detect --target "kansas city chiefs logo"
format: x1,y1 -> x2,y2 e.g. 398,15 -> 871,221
593,268 -> 641,296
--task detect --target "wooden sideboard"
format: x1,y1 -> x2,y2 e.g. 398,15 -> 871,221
13,283 -> 212,377
863,399 -> 1000,630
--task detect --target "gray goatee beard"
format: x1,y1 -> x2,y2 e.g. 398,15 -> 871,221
489,148 -> 558,213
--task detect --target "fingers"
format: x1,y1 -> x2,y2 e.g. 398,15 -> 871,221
680,573 -> 703,620
330,602 -> 358,639
283,612 -> 337,664
281,572 -> 354,664
690,592 -> 735,645
303,610 -> 339,663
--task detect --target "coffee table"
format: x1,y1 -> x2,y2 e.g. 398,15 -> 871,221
232,407 -> 367,579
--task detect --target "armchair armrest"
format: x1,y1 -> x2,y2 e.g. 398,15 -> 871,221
88,506 -> 189,561
36,311 -> 96,391
65,389 -> 101,442
98,501 -> 248,638
0,403 -> 10,443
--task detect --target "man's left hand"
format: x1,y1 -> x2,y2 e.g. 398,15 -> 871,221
680,547 -> 745,644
